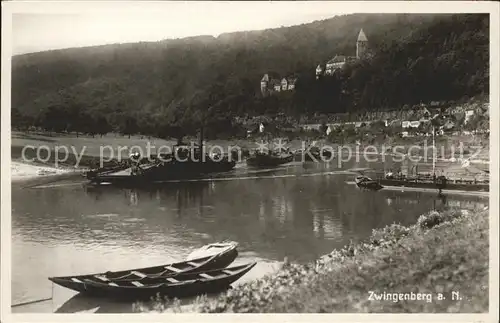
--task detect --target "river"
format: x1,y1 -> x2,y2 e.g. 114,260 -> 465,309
11,159 -> 488,313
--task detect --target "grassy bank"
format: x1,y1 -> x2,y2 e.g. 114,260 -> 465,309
135,206 -> 489,313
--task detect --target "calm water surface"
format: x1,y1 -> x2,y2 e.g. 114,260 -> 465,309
11,160 -> 488,313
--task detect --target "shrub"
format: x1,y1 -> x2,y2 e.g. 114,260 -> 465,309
370,223 -> 410,246
416,209 -> 463,230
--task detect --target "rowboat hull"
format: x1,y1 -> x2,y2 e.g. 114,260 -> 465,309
56,263 -> 256,300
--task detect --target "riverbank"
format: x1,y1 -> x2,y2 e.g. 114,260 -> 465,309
135,206 -> 490,313
11,131 -> 490,183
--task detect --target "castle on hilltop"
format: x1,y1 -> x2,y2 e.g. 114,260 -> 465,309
260,28 -> 369,96
316,28 -> 369,79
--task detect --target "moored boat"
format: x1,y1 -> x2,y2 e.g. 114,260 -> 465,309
376,175 -> 489,192
53,262 -> 256,300
86,147 -> 236,186
86,128 -> 237,186
354,175 -> 384,191
49,244 -> 238,291
354,171 -> 489,193
353,125 -> 489,193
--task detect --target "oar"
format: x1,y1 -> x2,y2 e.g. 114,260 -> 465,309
12,283 -> 54,308
11,297 -> 52,308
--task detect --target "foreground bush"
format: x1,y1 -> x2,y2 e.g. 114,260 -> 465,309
135,206 -> 489,313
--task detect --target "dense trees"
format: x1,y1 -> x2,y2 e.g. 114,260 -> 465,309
11,14 -> 489,139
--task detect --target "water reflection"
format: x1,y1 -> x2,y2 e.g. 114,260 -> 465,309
13,174 -> 487,258
11,161 -> 488,311
55,294 -> 134,313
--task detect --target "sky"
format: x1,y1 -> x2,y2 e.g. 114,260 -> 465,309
11,2 -> 345,55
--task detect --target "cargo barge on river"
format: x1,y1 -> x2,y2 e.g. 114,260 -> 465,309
85,129 -> 237,186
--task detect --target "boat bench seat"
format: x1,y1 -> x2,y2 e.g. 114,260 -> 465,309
166,277 -> 180,283
131,281 -> 144,287
131,271 -> 147,278
94,275 -> 109,281
71,278 -> 83,283
187,261 -> 199,267
165,266 -> 182,273
108,282 -> 118,287
222,270 -> 233,275
198,273 -> 214,279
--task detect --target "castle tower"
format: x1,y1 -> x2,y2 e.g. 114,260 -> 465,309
260,74 -> 270,96
356,28 -> 368,59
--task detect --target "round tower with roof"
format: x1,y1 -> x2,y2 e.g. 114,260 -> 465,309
356,28 -> 368,59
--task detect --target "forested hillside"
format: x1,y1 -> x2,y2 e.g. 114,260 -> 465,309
11,13 -> 489,139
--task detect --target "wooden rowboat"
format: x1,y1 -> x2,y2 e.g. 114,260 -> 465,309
186,241 -> 238,260
55,262 -> 256,300
49,245 -> 238,290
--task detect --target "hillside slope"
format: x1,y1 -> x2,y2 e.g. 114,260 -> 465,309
11,13 -> 488,138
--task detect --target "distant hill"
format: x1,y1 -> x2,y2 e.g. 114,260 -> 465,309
11,13 -> 489,139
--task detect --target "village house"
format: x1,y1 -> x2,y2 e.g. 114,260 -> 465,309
246,122 -> 269,138
399,105 -> 441,130
482,102 -> 489,115
271,79 -> 281,92
441,119 -> 456,131
465,109 -> 475,123
260,73 -> 297,96
402,114 -> 423,128
402,121 -> 413,128
389,119 -> 402,128
280,77 -> 297,91
301,124 -> 323,131
281,78 -> 288,91
260,73 -> 281,96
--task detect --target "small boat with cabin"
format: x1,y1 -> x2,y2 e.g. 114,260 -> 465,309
354,175 -> 384,191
